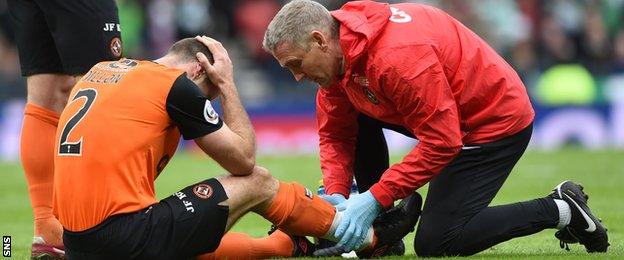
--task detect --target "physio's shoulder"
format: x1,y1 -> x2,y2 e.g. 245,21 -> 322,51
367,43 -> 438,78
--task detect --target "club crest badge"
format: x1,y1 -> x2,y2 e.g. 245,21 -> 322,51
193,184 -> 213,199
110,37 -> 122,58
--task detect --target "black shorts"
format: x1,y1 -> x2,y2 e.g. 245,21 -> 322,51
63,178 -> 230,260
7,0 -> 122,76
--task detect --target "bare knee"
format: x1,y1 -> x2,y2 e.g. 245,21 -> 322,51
215,165 -> 278,225
248,166 -> 278,199
26,74 -> 76,113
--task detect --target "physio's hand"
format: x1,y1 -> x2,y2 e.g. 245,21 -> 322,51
333,191 -> 381,252
194,35 -> 234,88
320,193 -> 346,206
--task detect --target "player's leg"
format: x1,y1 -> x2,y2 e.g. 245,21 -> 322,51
413,124 -> 569,256
197,230 -> 313,259
7,1 -> 73,253
145,166 -> 337,259
197,166 -> 418,258
201,166 -> 422,259
20,76 -> 74,258
9,0 -> 121,258
215,166 -> 337,236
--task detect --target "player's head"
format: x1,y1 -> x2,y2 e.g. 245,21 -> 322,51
166,38 -> 219,99
263,0 -> 343,87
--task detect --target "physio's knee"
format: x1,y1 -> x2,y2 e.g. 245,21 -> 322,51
414,230 -> 441,257
414,231 -> 467,257
414,227 -> 457,257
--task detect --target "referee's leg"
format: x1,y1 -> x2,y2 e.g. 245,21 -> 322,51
414,125 -> 560,256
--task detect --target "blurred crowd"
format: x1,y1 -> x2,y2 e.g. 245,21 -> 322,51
1,0 -> 624,108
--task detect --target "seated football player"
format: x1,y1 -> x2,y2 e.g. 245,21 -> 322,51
52,36 -> 418,259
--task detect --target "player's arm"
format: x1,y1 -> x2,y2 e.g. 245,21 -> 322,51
193,79 -> 256,176
317,86 -> 359,198
195,36 -> 256,176
369,45 -> 463,208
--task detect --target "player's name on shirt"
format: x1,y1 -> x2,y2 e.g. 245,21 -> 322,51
81,69 -> 124,84
81,59 -> 139,84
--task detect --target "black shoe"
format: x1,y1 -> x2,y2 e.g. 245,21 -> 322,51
313,192 -> 422,258
549,181 -> 609,253
357,192 -> 422,258
380,239 -> 405,257
268,225 -> 316,257
555,228 -> 579,251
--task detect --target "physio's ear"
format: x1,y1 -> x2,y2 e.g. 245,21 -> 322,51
311,30 -> 328,51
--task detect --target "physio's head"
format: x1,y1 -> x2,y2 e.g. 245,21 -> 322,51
263,0 -> 335,53
263,0 -> 343,87
165,38 -> 219,99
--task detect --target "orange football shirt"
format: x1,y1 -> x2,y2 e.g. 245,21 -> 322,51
53,59 -> 222,231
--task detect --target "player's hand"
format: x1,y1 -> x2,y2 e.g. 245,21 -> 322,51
194,35 -> 234,88
320,193 -> 346,206
333,191 -> 381,252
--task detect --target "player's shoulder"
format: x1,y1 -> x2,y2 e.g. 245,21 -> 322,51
115,59 -> 185,90
86,59 -> 181,79
133,60 -> 184,79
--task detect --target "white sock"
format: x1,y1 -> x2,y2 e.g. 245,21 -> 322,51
322,211 -> 375,250
554,199 -> 571,229
323,211 -> 343,240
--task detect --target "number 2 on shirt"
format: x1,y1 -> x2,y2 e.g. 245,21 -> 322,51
58,88 -> 98,156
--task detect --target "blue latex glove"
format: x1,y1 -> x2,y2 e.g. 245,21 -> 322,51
333,191 -> 381,252
320,193 -> 347,206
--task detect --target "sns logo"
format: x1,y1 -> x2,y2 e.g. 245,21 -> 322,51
3,236 -> 10,257
103,23 -> 121,32
389,7 -> 412,23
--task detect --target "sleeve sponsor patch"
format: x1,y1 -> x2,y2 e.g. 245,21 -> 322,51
203,100 -> 220,125
166,74 -> 223,139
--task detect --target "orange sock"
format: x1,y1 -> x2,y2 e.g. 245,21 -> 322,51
197,231 -> 293,259
20,104 -> 62,245
262,181 -> 335,237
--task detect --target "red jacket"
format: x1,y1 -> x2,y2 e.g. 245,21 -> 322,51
318,1 -> 534,208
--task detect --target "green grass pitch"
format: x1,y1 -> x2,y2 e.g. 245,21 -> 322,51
0,149 -> 622,259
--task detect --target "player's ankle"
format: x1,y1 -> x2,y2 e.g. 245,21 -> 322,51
553,199 -> 571,229
356,228 -> 376,251
322,211 -> 342,240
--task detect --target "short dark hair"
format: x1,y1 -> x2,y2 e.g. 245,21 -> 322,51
168,37 -> 214,64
